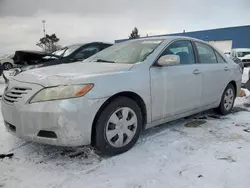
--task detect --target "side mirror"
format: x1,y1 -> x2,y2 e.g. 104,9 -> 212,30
157,55 -> 180,66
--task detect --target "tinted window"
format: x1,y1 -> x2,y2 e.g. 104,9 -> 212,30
215,51 -> 226,63
195,42 -> 217,64
101,44 -> 112,50
74,46 -> 99,59
237,51 -> 250,58
160,40 -> 195,65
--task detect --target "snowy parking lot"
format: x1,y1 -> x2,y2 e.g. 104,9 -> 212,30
1,71 -> 250,188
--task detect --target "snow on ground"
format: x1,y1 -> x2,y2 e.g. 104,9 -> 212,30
1,82 -> 250,187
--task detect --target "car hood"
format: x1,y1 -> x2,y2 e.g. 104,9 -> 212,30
14,62 -> 134,87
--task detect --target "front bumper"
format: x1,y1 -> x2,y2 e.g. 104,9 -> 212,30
1,80 -> 107,146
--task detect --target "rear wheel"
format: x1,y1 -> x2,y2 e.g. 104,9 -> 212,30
215,83 -> 235,115
94,97 -> 143,156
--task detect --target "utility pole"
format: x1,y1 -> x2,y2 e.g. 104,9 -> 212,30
42,20 -> 46,51
42,20 -> 46,38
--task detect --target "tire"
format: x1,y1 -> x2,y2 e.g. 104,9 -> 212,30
3,62 -> 13,70
215,83 -> 236,115
94,97 -> 143,156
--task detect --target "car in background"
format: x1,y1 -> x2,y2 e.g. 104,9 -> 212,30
2,36 -> 242,156
0,54 -> 16,70
12,50 -> 60,66
231,48 -> 250,67
3,42 -> 113,83
224,52 -> 231,58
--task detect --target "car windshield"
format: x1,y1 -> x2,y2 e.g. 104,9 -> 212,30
52,48 -> 66,56
237,51 -> 250,57
86,39 -> 163,64
52,44 -> 83,57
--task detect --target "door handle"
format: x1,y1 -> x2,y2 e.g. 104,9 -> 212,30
224,67 -> 229,71
193,69 -> 201,75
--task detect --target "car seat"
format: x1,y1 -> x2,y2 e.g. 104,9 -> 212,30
176,52 -> 189,64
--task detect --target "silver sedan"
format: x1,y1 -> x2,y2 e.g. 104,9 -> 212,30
1,36 -> 242,155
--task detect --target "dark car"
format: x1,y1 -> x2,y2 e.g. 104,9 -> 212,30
13,50 -> 60,65
3,42 -> 113,83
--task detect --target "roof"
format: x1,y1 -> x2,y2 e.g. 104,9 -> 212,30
233,48 -> 250,52
15,50 -> 49,55
115,25 -> 250,44
117,36 -> 206,43
64,42 -> 113,47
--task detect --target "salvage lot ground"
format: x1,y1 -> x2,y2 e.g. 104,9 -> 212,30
1,71 -> 250,188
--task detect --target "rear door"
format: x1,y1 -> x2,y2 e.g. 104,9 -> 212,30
194,42 -> 230,107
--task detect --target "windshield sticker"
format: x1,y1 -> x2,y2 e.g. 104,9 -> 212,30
142,40 -> 162,44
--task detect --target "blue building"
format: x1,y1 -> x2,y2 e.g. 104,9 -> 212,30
115,25 -> 250,53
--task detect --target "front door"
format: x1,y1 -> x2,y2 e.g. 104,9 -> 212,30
150,40 -> 202,121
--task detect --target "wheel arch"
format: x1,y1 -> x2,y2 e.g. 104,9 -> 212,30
228,80 -> 237,97
3,62 -> 12,65
91,91 -> 147,146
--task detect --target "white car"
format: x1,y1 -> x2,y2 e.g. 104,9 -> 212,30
0,55 -> 15,70
1,36 -> 242,155
231,48 -> 250,67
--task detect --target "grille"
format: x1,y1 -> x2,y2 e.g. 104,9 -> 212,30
4,87 -> 32,104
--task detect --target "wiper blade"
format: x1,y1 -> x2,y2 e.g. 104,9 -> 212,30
96,59 -> 115,63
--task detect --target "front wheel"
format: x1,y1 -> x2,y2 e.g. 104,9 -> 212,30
215,83 -> 235,115
94,97 -> 143,156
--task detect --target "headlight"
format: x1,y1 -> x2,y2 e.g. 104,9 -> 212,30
30,84 -> 94,103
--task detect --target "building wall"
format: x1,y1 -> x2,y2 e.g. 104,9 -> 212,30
115,25 -> 250,49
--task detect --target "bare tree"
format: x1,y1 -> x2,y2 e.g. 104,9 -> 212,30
36,33 -> 61,53
129,27 -> 140,39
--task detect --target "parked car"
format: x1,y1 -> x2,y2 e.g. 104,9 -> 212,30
231,48 -> 250,67
3,42 -> 113,83
12,50 -> 63,67
224,52 -> 231,58
0,54 -> 16,70
1,36 -> 242,156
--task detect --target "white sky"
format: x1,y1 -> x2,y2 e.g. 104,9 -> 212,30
0,0 -> 250,56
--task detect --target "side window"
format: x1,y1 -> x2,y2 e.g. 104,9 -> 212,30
195,42 -> 217,64
74,46 -> 100,60
160,40 -> 195,65
215,51 -> 226,63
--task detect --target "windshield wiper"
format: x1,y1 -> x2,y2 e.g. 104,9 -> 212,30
96,59 -> 115,63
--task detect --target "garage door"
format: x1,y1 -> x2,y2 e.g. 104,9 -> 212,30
208,40 -> 233,54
